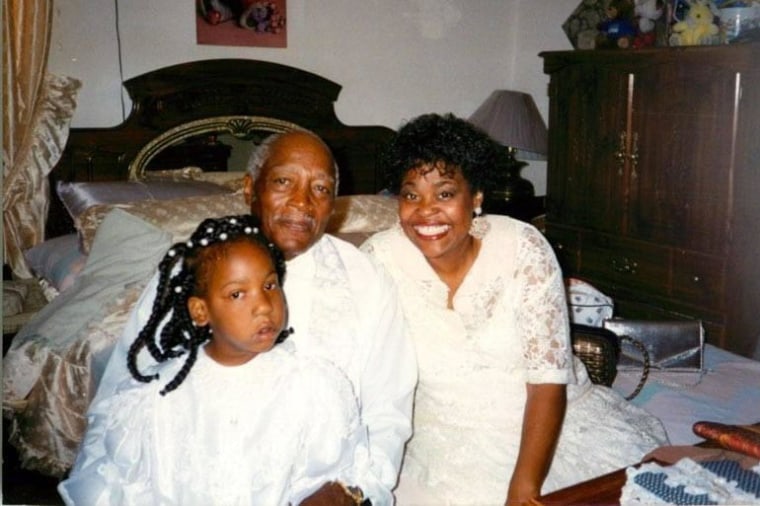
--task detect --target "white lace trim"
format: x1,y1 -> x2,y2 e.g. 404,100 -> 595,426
306,237 -> 358,372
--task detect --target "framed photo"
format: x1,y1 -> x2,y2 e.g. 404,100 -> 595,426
196,0 -> 287,48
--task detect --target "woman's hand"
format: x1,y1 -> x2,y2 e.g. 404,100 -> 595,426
298,481 -> 363,506
504,482 -> 542,505
505,496 -> 544,506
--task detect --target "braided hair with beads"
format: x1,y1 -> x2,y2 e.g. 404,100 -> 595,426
126,214 -> 291,395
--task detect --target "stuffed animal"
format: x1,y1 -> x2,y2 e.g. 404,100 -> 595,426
597,0 -> 638,48
669,0 -> 720,45
632,0 -> 664,47
635,0 -> 663,33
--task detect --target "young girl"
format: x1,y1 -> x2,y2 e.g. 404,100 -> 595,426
58,215 -> 370,506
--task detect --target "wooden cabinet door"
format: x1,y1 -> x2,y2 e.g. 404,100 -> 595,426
546,63 -> 629,234
627,61 -> 738,255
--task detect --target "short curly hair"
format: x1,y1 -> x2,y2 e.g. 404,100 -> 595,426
380,113 -> 503,195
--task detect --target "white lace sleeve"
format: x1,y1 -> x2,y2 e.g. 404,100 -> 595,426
516,226 -> 574,383
58,380 -> 155,505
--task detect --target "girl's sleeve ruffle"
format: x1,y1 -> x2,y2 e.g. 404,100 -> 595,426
58,379 -> 156,505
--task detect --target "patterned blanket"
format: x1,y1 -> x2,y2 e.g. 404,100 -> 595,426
621,447 -> 760,505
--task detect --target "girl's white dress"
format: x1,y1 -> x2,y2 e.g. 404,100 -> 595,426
58,341 -> 369,506
361,216 -> 668,506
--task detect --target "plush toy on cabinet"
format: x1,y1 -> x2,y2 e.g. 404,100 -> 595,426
632,0 -> 665,47
597,0 -> 639,48
669,0 -> 720,46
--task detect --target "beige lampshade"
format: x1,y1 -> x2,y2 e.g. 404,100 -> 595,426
469,90 -> 548,161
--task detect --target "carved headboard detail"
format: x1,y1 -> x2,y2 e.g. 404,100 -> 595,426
48,59 -> 394,237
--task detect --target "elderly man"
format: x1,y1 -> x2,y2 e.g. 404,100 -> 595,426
94,131 -> 417,505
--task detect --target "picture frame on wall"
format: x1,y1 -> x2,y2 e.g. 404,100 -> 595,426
196,0 -> 287,48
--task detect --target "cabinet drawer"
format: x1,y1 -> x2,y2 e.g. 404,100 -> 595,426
569,233 -> 725,313
577,233 -> 669,294
545,225 -> 580,273
672,250 -> 725,311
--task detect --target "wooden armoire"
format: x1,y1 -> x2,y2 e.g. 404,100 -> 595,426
540,43 -> 760,358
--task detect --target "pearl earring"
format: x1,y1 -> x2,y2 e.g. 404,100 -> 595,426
469,206 -> 490,239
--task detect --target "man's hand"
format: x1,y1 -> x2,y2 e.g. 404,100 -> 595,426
298,481 -> 362,506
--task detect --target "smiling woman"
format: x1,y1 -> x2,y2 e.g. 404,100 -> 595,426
361,112 -> 669,505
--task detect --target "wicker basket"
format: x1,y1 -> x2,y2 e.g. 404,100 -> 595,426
571,324 -> 620,387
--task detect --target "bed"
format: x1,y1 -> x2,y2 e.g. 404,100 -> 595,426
3,58 -> 399,477
3,58 -> 760,484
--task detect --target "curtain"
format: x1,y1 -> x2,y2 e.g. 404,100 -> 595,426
3,0 -> 81,278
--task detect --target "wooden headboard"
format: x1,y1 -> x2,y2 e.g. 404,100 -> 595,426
48,59 -> 394,238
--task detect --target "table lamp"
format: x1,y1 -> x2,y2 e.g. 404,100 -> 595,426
468,90 -> 548,208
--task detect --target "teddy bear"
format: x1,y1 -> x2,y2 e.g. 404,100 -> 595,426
597,0 -> 638,49
635,0 -> 664,33
669,0 -> 720,46
632,0 -> 664,48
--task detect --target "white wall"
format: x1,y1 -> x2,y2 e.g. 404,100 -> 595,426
48,0 -> 579,194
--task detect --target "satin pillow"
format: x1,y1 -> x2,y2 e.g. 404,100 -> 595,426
56,179 -> 233,221
76,193 -> 398,254
24,234 -> 87,294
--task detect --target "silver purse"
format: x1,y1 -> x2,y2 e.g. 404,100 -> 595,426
602,319 -> 704,373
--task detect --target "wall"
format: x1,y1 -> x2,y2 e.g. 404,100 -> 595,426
48,0 -> 579,194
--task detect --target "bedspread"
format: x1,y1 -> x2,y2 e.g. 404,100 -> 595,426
2,209 -> 172,476
613,344 -> 760,446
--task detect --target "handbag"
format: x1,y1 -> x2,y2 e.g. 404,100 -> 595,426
602,318 -> 704,373
570,323 -> 649,400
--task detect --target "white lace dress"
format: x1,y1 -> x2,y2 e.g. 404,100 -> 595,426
361,216 -> 668,506
58,341 -> 370,506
